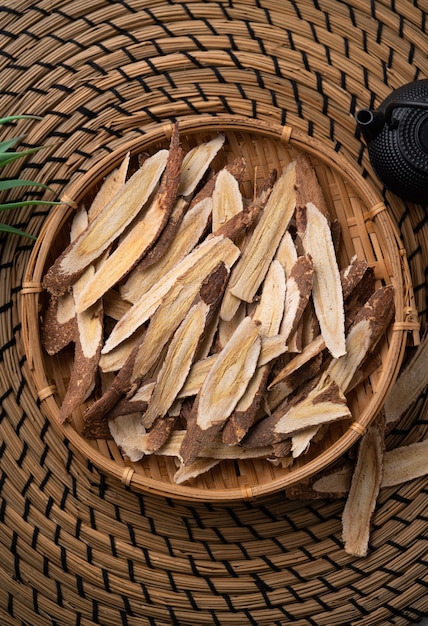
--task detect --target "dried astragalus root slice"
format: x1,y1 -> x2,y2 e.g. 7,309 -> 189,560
243,374 -> 351,448
212,168 -> 243,232
279,254 -> 314,341
141,264 -> 228,429
301,201 -> 346,358
385,330 -> 428,425
75,125 -> 184,312
121,196 -> 213,304
42,148 -> 169,296
222,260 -> 286,445
179,316 -> 262,465
58,207 -> 104,423
342,415 -> 386,557
87,151 -> 130,222
102,235 -> 240,354
220,162 -> 296,319
108,413 -> 147,463
296,438 -> 428,499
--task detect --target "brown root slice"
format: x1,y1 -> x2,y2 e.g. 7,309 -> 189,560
75,125 -> 184,313
141,262 -> 229,430
342,415 -> 386,557
42,148 -> 169,296
83,263 -> 230,438
179,317 -> 262,465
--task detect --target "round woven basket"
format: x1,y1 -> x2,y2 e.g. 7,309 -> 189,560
22,114 -> 414,501
1,0 -> 427,624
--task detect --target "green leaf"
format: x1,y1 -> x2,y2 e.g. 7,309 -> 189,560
0,179 -> 55,193
0,223 -> 37,239
0,146 -> 45,168
0,135 -> 26,153
0,115 -> 43,125
0,200 -> 61,211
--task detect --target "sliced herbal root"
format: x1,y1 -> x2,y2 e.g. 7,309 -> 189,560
279,254 -> 314,340
43,149 -> 169,296
131,262 -> 230,394
222,260 -> 286,445
174,458 -> 222,484
108,413 -> 147,463
385,330 -> 428,425
289,286 -> 394,456
179,317 -> 262,465
103,235 -> 240,354
76,126 -> 184,312
223,162 -> 296,316
242,374 -> 350,448
124,430 -> 274,461
177,133 -> 225,197
301,201 -> 346,358
121,196 -> 213,304
41,293 -> 76,355
83,263 -> 231,433
326,285 -> 395,392
98,327 -> 146,373
212,168 -> 243,232
342,416 -> 386,557
87,152 -> 130,222
141,293 -> 220,429
294,153 -> 330,227
58,208 -> 105,423
303,438 -> 428,498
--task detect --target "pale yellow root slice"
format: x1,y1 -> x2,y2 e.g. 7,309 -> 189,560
243,373 -> 351,448
177,133 -> 225,197
342,416 -> 385,557
42,149 -> 169,296
76,128 -> 184,312
311,439 -> 428,496
108,413 -> 147,463
98,327 -> 146,373
87,152 -> 130,222
301,201 -> 346,358
268,334 -> 326,388
253,259 -> 286,337
212,168 -> 243,232
222,161 -> 297,317
222,260 -> 286,444
120,196 -> 213,304
217,299 -> 246,351
102,234 -> 240,354
130,262 -> 230,393
275,230 -> 298,276
384,330 -> 428,424
326,286 -> 395,392
141,300 -> 210,428
174,458 -> 222,484
179,317 -> 262,465
289,286 -> 395,457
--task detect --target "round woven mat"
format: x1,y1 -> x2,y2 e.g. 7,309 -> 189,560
0,1 -> 427,625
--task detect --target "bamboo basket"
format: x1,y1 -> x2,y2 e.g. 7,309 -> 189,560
21,114 -> 417,501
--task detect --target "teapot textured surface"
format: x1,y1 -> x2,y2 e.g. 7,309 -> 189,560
356,79 -> 428,205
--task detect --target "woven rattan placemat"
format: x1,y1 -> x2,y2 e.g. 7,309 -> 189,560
0,1 -> 427,624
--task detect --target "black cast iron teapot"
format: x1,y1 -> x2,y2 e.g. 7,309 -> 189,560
356,79 -> 428,205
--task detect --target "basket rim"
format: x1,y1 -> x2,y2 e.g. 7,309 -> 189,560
21,114 -> 416,501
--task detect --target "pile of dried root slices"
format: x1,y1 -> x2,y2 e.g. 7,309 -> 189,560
42,125 -> 401,513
